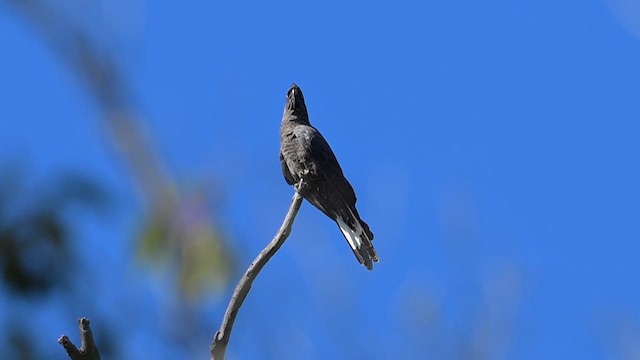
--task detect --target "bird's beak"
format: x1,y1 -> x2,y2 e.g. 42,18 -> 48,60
286,85 -> 303,110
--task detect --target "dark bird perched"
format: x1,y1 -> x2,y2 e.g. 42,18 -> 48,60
279,83 -> 378,270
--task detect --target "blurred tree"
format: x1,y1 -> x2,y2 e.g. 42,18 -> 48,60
0,165 -> 108,358
1,0 -> 234,358
0,166 -> 107,294
3,0 -> 234,302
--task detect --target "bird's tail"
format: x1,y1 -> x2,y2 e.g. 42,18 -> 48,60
336,214 -> 378,270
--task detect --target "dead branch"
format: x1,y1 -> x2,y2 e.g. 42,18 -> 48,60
210,190 -> 304,360
58,318 -> 101,360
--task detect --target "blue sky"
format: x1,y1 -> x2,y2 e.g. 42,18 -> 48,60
2,0 -> 640,359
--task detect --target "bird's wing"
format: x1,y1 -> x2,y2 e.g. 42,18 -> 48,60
305,128 -> 357,205
308,130 -> 377,268
295,125 -> 377,269
279,151 -> 296,185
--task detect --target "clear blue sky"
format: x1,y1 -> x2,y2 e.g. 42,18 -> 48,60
2,0 -> 640,359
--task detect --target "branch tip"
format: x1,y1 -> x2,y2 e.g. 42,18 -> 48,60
58,317 -> 101,360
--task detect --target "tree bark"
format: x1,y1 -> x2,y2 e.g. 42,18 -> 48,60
58,318 -> 101,360
210,190 -> 304,360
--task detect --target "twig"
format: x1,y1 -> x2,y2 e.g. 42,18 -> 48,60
210,190 -> 304,360
58,318 -> 101,360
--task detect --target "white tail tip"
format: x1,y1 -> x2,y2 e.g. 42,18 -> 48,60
336,216 -> 362,251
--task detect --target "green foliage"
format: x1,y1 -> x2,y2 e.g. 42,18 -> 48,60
178,219 -> 233,299
137,186 -> 233,300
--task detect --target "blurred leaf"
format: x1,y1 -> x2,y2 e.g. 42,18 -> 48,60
178,220 -> 233,300
137,211 -> 172,263
136,185 -> 234,299
0,167 -> 106,294
0,212 -> 69,294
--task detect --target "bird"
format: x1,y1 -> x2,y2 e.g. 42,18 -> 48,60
279,83 -> 378,270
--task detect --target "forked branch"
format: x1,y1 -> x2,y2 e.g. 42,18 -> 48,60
58,318 -> 101,360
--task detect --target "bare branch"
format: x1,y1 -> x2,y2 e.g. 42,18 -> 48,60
58,318 -> 101,360
211,190 -> 304,360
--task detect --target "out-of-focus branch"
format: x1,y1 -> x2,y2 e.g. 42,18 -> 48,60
211,190 -> 304,360
4,0 -> 235,355
58,318 -> 101,360
5,0 -> 232,300
5,0 -> 170,204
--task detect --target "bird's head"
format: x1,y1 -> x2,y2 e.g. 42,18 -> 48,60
284,83 -> 309,122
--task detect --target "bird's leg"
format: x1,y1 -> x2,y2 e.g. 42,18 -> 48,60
295,169 -> 310,193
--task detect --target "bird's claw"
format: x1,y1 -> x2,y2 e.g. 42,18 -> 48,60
294,169 -> 310,193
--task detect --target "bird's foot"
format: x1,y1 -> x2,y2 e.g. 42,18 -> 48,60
298,169 -> 310,177
294,169 -> 310,193
295,178 -> 307,193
